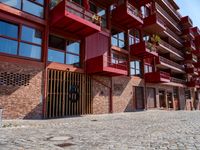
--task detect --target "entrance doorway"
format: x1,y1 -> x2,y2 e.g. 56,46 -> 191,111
135,87 -> 144,110
159,90 -> 166,108
46,69 -> 92,118
167,92 -> 173,109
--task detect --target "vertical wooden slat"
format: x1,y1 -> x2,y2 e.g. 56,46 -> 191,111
62,71 -> 66,116
59,71 -> 62,117
69,72 -> 71,115
66,71 -> 69,116
49,70 -> 53,118
52,70 -> 56,118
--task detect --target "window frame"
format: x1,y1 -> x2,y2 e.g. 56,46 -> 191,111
130,60 -> 141,76
48,35 -> 81,67
0,0 -> 45,18
0,20 -> 43,61
111,29 -> 126,49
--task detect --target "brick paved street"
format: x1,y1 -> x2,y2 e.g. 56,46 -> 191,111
1,110 -> 200,150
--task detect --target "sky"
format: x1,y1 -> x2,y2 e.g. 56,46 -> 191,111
175,0 -> 200,28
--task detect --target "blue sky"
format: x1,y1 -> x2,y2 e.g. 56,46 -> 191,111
175,0 -> 200,28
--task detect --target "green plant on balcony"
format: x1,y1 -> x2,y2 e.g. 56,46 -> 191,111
92,14 -> 101,25
146,42 -> 157,52
151,34 -> 161,45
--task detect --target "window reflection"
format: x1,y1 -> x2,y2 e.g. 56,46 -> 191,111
0,0 -> 44,18
48,49 -> 65,63
0,21 -> 18,38
21,26 -> 42,45
19,42 -> 41,59
0,37 -> 18,55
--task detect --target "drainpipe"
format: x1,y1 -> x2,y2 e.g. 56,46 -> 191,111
42,0 -> 50,119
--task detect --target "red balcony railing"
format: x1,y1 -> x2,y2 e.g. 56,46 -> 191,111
130,41 -> 158,58
184,41 -> 196,50
156,3 -> 181,31
112,2 -> 143,29
159,39 -> 184,57
182,28 -> 195,40
158,56 -> 184,71
192,27 -> 200,37
144,71 -> 171,83
171,77 -> 186,84
181,16 -> 193,28
165,27 -> 183,45
50,0 -> 101,37
163,0 -> 181,20
143,13 -> 166,34
86,54 -> 128,76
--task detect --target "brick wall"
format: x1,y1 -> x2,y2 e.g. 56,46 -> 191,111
92,76 -> 110,114
0,61 -> 44,119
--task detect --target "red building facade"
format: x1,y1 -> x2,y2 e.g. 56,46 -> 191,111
0,0 -> 200,119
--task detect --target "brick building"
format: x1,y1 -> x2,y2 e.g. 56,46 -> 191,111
0,0 -> 200,119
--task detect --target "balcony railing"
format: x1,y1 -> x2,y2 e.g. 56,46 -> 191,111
66,1 -> 101,25
163,0 -> 181,20
156,3 -> 181,31
160,71 -> 171,79
165,27 -> 183,45
107,55 -> 128,71
159,39 -> 184,57
127,3 -> 143,19
159,56 -> 184,70
171,77 -> 186,84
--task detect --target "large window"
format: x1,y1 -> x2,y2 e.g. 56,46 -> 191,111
48,35 -> 81,67
130,61 -> 141,76
0,20 -> 42,60
0,0 -> 44,18
112,29 -> 126,49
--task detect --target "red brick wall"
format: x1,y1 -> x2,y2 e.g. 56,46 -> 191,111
0,61 -> 44,119
92,76 -> 110,114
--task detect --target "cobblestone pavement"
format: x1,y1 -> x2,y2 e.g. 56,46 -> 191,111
1,110 -> 200,150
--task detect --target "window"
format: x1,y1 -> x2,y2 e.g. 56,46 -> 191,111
0,0 -> 44,18
66,41 -> 80,67
130,61 -> 141,76
0,21 -> 18,38
48,35 -> 81,67
144,64 -> 153,73
0,20 -> 42,60
112,29 -> 126,49
72,0 -> 83,6
129,29 -> 140,45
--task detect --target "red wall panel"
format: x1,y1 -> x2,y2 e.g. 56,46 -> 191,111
85,31 -> 110,60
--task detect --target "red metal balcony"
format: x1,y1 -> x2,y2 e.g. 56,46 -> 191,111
143,13 -> 166,34
195,36 -> 200,47
144,71 -> 171,83
185,54 -> 198,63
156,56 -> 184,72
182,28 -> 195,40
171,77 -> 186,84
86,55 -> 128,76
130,41 -> 158,58
181,16 -> 193,28
192,27 -> 200,37
185,67 -> 199,76
184,41 -> 196,51
187,80 -> 200,87
112,2 -> 143,29
92,0 -> 117,7
192,49 -> 200,57
49,0 -> 101,37
193,61 -> 200,68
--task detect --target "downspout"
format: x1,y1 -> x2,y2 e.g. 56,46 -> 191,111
42,0 -> 50,119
